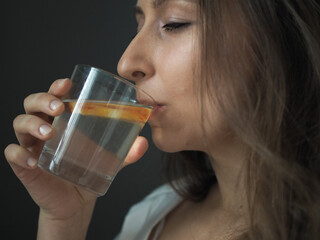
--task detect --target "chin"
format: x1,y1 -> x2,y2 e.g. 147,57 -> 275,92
152,137 -> 177,153
151,129 -> 181,153
150,128 -> 199,153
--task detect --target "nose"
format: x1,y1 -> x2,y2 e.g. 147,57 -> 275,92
117,33 -> 155,83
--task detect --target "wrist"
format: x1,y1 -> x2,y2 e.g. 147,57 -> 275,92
37,200 -> 96,240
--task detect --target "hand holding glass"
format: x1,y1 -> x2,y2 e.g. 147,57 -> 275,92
38,65 -> 155,196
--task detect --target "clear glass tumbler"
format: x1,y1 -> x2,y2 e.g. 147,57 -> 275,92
38,64 -> 155,196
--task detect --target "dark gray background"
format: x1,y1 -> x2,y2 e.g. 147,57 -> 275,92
1,1 -> 164,239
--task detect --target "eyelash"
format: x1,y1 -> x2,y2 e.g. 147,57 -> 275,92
162,22 -> 191,32
132,22 -> 190,39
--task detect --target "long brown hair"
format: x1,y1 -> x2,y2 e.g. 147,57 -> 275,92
165,0 -> 320,239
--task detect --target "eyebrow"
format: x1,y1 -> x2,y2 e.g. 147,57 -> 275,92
153,0 -> 197,8
134,0 -> 167,16
153,0 -> 168,8
134,0 -> 196,16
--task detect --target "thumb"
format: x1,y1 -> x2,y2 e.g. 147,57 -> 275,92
122,136 -> 149,168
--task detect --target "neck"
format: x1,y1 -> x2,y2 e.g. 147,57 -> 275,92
212,160 -> 247,215
207,137 -> 248,217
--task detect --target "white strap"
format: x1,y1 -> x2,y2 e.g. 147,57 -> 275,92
152,218 -> 165,240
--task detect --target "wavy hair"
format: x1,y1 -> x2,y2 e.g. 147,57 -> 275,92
165,1 -> 320,239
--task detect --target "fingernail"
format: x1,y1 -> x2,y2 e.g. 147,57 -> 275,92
27,158 -> 37,168
58,78 -> 68,86
50,100 -> 62,111
40,125 -> 52,136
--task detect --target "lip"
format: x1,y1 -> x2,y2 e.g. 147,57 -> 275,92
148,104 -> 164,121
136,95 -> 164,121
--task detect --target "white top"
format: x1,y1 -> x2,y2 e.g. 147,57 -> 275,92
115,184 -> 183,240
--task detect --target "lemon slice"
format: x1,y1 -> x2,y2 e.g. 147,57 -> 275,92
65,100 -> 152,124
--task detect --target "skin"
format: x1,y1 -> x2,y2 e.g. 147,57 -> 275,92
118,0 -> 206,153
5,0 -> 248,239
4,79 -> 148,240
119,1 -> 248,239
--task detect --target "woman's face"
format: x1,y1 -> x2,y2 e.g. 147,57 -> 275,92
118,0 -> 226,153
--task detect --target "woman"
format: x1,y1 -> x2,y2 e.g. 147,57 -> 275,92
4,0 -> 320,239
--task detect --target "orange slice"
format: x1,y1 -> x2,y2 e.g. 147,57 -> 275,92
65,100 -> 152,124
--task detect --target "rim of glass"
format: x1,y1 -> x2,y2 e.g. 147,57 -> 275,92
75,64 -> 156,104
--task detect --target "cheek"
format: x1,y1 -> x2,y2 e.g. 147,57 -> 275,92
149,86 -> 204,152
157,47 -> 195,97
149,34 -> 205,152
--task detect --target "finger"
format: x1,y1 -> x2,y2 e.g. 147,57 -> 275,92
122,136 -> 149,168
24,93 -> 65,116
48,78 -> 72,96
4,144 -> 39,170
13,114 -> 54,147
23,78 -> 72,115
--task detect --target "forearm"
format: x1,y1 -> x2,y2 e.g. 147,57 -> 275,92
37,200 -> 96,240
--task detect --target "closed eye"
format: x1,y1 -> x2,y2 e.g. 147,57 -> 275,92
162,22 -> 191,32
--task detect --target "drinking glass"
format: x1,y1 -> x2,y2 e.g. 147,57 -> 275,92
38,64 -> 155,196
